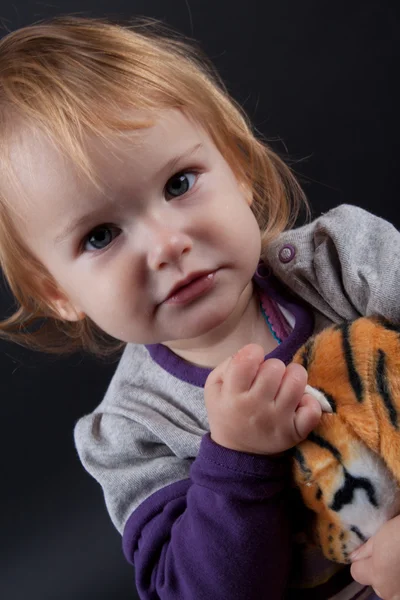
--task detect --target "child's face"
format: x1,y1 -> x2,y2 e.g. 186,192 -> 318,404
8,110 -> 262,345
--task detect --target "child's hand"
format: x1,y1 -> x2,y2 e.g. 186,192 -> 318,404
350,515 -> 400,600
204,344 -> 322,455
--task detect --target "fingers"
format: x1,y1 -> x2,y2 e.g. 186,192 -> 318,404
350,537 -> 374,587
274,364 -> 322,443
252,360 -> 319,444
205,354 -> 233,388
224,344 -> 267,394
350,556 -> 374,586
350,537 -> 373,562
250,356 -> 287,398
205,345 -> 321,454
293,394 -> 322,440
205,344 -> 268,395
276,363 -> 308,414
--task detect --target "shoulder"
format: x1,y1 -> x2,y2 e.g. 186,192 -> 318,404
74,342 -> 209,479
78,342 -> 207,422
267,203 -> 397,263
74,343 -> 208,532
264,204 -> 400,322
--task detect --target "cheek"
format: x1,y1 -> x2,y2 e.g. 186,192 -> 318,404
201,177 -> 259,233
201,195 -> 261,263
80,286 -> 144,342
82,267 -> 131,310
224,199 -> 262,250
51,259 -> 130,317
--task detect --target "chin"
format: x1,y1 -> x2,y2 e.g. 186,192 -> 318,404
170,303 -> 238,343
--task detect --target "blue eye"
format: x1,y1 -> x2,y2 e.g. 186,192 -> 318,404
165,171 -> 197,199
83,225 -> 120,252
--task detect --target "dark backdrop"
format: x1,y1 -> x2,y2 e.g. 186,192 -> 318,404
1,2 -> 399,599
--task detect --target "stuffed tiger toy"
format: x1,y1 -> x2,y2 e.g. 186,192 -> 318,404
292,316 -> 400,564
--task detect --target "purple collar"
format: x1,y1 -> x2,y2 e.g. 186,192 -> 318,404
146,266 -> 314,388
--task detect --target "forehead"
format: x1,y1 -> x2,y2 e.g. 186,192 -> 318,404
3,109 -> 207,229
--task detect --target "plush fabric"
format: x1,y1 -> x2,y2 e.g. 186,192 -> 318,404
293,317 -> 400,563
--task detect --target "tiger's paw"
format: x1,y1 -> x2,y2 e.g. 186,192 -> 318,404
316,520 -> 364,564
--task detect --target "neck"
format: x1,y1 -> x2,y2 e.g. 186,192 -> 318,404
164,283 -> 277,368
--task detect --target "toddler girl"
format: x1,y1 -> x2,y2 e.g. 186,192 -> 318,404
0,16 -> 399,600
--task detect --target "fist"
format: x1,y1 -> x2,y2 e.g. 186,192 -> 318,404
204,344 -> 322,455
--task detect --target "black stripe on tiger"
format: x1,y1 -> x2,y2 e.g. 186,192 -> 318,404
299,337 -> 314,371
376,316 -> 400,335
330,468 -> 378,512
350,526 -> 368,543
307,432 -> 342,463
376,348 -> 398,429
340,321 -> 364,403
293,448 -> 312,479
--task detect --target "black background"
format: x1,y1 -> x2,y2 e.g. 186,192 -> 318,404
1,1 -> 399,599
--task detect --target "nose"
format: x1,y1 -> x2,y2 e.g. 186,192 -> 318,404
146,220 -> 192,271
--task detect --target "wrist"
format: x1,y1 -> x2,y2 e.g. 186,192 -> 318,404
201,433 -> 290,476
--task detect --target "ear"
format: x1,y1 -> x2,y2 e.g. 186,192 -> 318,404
304,385 -> 333,413
41,282 -> 85,322
52,296 -> 85,322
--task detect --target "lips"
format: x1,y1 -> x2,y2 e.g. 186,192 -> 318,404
163,271 -> 216,305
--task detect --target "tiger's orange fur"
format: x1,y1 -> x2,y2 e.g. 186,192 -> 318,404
292,317 -> 400,563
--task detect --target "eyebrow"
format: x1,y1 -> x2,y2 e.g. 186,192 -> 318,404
54,212 -> 97,246
160,142 -> 203,179
53,142 -> 204,246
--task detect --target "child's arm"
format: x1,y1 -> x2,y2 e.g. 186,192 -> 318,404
127,433 -> 291,599
128,347 -> 319,599
76,345 -> 320,600
350,514 -> 400,600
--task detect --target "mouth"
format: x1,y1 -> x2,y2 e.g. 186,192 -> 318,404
163,270 -> 217,305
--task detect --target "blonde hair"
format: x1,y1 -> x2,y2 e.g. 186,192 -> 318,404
0,16 -> 308,356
